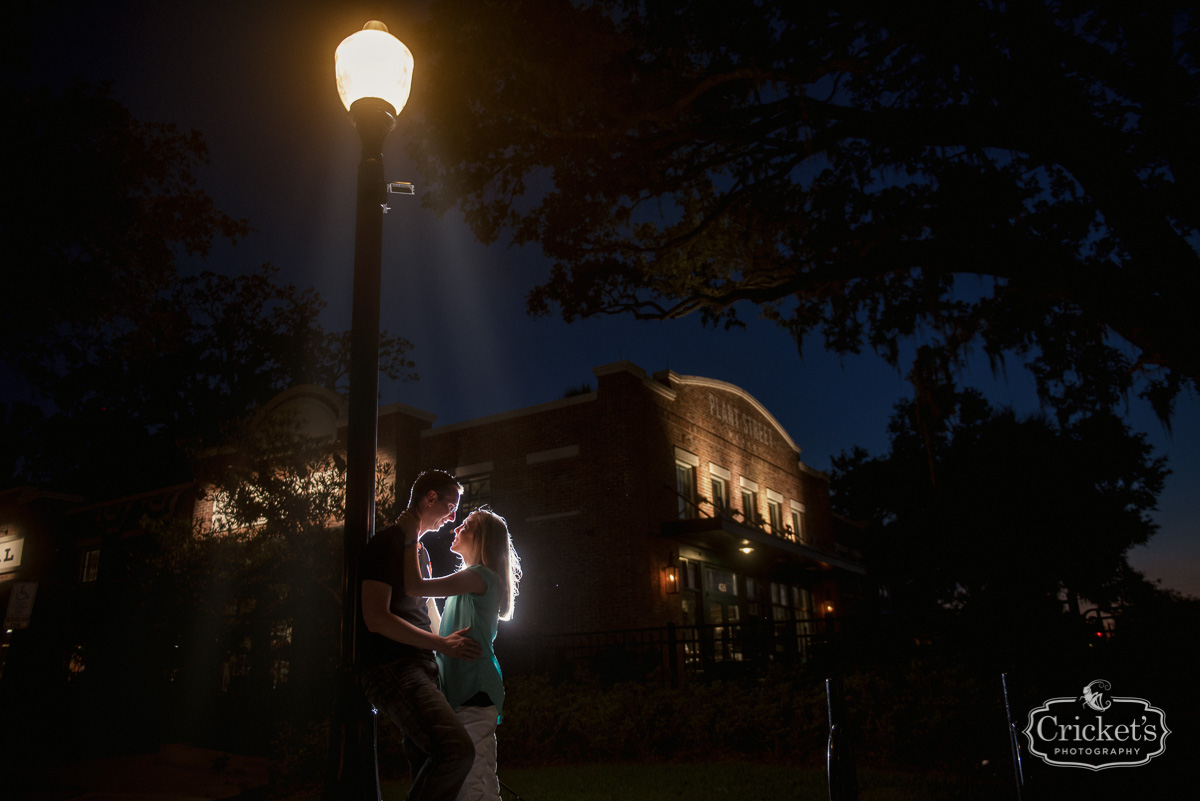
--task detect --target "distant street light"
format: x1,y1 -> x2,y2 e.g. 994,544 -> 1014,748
326,20 -> 414,801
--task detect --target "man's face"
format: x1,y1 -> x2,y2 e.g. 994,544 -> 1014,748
426,490 -> 460,532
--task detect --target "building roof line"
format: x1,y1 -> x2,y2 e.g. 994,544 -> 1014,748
594,360 -> 677,400
657,371 -> 802,455
378,400 -> 438,424
421,392 -> 597,436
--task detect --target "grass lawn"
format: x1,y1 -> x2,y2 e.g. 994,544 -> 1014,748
381,762 -> 1012,801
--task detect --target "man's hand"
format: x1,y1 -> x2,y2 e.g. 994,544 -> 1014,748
395,509 -> 420,539
438,627 -> 482,660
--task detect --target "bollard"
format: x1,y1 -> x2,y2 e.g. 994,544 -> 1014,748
1001,673 -> 1028,800
825,676 -> 859,801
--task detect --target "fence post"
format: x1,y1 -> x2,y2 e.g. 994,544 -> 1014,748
825,676 -> 858,801
1001,673 -> 1028,800
666,622 -> 679,688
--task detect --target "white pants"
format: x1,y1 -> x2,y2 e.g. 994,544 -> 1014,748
454,705 -> 500,801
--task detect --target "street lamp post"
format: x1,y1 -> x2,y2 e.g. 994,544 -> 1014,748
326,21 -> 414,801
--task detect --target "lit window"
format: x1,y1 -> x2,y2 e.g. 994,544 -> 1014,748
711,476 -> 727,514
771,582 -> 794,620
270,620 -> 293,648
790,501 -> 808,545
679,558 -> 701,591
739,477 -> 760,526
767,495 -> 784,537
745,577 -> 762,616
271,660 -> 290,689
458,474 -> 492,516
80,549 -> 100,584
676,462 -> 697,518
709,464 -> 731,517
741,489 -> 758,524
704,566 -> 739,596
674,448 -> 700,519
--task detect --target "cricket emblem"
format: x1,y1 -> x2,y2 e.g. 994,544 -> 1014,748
1081,679 -> 1112,712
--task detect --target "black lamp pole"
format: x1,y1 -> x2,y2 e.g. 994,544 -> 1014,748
325,95 -> 396,801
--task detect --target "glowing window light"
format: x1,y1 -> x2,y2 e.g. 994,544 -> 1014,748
335,21 -> 415,115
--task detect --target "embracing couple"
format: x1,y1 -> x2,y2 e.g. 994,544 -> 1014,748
358,470 -> 522,801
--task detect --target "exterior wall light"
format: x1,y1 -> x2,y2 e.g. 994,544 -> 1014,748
663,564 -> 680,594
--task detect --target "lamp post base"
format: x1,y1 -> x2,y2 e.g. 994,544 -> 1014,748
324,669 -> 381,801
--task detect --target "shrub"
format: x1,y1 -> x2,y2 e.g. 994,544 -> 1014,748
497,668 -> 827,766
496,656 -> 1011,772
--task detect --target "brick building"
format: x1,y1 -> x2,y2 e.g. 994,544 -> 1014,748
3,361 -> 871,715
376,361 -> 870,647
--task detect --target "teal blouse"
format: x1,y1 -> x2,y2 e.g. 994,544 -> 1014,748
437,564 -> 505,722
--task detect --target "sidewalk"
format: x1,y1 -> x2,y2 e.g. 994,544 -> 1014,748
18,744 -> 269,801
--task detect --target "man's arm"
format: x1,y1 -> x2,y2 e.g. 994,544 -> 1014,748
402,543 -> 487,598
361,579 -> 481,659
393,510 -> 488,599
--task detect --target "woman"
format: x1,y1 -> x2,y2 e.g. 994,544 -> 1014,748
401,506 -> 521,801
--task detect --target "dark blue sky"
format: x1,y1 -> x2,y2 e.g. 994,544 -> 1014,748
16,0 -> 1198,596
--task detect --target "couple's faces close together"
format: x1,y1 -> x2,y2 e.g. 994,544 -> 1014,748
426,490 -> 481,563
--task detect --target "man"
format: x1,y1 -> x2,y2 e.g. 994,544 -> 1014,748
360,469 -> 479,800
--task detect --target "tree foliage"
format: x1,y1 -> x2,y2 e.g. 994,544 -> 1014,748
1,82 -> 416,497
147,416 -> 344,747
1,81 -> 248,380
407,0 -> 1200,420
144,410 -> 404,748
829,390 -> 1168,621
4,261 -> 417,496
0,80 -> 420,758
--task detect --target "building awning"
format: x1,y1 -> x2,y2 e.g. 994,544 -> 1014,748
661,516 -> 867,577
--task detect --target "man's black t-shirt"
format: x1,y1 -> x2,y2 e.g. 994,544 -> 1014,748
359,523 -> 432,667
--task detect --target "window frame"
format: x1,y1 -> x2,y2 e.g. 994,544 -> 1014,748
790,500 -> 807,545
739,477 -> 760,526
766,489 -> 784,537
674,448 -> 700,519
79,547 -> 101,584
457,472 -> 493,517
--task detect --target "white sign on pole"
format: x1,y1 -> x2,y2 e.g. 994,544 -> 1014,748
4,581 -> 37,630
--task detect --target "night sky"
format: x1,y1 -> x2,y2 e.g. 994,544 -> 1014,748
11,1 -> 1198,596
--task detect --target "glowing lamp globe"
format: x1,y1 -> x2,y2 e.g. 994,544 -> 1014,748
335,21 -> 414,116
